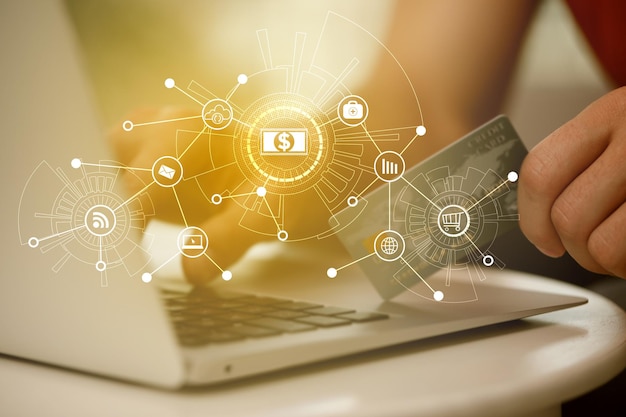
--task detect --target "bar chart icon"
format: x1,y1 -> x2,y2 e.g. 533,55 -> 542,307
374,151 -> 405,182
381,158 -> 399,175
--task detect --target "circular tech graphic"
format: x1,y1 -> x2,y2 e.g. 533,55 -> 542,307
374,151 -> 405,183
337,95 -> 369,126
18,160 -> 154,286
202,99 -> 233,130
132,12 -> 426,243
374,230 -> 405,262
437,204 -> 470,237
177,226 -> 209,258
392,166 -> 519,302
152,156 -> 184,188
232,93 -> 332,195
84,204 -> 117,237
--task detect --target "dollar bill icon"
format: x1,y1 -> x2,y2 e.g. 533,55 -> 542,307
260,129 -> 308,155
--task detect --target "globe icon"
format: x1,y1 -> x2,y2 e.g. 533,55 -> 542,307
380,236 -> 399,255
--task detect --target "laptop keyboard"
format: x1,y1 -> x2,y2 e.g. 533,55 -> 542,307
161,289 -> 389,347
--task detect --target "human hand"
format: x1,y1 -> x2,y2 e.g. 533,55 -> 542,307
108,107 -> 221,225
518,87 -> 626,278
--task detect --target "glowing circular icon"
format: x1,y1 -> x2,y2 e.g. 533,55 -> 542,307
437,204 -> 470,238
337,95 -> 368,126
233,93 -> 332,195
202,98 -> 233,130
84,205 -> 117,237
374,151 -> 405,183
381,237 -> 399,255
152,156 -> 183,188
177,226 -> 208,258
374,230 -> 405,262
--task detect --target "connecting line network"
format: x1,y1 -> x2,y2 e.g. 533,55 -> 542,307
326,168 -> 519,302
20,16 -> 519,299
115,73 -> 429,285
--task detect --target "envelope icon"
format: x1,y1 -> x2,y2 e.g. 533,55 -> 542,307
158,164 -> 176,180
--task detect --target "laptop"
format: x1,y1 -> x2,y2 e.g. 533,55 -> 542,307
0,0 -> 586,389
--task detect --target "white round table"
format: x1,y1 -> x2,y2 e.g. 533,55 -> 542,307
1,270 -> 625,417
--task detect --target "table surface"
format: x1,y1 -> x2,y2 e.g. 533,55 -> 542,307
1,270 -> 625,417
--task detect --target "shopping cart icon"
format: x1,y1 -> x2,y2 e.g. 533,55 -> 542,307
441,211 -> 463,232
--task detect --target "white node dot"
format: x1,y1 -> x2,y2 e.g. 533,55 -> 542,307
222,270 -> 233,281
122,120 -> 134,131
433,291 -> 444,302
28,237 -> 39,248
211,194 -> 223,205
327,268 -> 338,279
256,186 -> 267,197
164,78 -> 175,89
237,74 -> 248,84
277,230 -> 289,242
70,158 -> 82,169
416,125 -> 427,136
508,171 -> 519,183
347,196 -> 359,207
483,255 -> 495,267
95,261 -> 106,272
141,272 -> 153,283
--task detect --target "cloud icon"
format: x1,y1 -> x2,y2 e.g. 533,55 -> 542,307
204,104 -> 231,127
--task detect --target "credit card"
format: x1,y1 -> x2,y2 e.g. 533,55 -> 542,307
331,115 -> 527,301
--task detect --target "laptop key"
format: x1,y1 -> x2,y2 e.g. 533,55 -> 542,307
185,317 -> 230,328
248,317 -> 316,333
337,312 -> 389,323
181,331 -> 246,346
246,297 -> 294,306
296,316 -> 352,327
279,301 -> 323,310
305,306 -> 356,316
213,311 -> 257,322
264,309 -> 310,320
226,323 -> 283,337
233,305 -> 278,315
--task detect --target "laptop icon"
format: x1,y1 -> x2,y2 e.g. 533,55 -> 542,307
181,235 -> 204,250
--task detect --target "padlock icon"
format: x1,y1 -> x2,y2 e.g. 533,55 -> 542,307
342,100 -> 363,120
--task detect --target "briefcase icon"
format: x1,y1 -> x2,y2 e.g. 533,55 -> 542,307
158,164 -> 176,180
342,100 -> 363,119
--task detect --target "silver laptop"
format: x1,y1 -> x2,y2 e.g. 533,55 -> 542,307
0,0 -> 586,389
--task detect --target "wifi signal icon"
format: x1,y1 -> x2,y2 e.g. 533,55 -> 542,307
85,205 -> 116,237
91,211 -> 110,229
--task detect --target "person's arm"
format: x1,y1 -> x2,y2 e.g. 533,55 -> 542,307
519,87 -> 626,279
374,0 -> 537,164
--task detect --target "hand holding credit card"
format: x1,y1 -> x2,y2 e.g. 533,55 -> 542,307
331,115 -> 527,301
